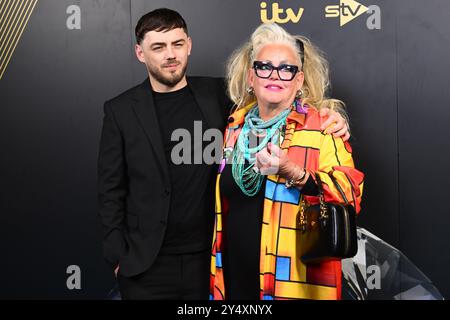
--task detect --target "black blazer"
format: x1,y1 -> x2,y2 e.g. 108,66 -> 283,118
98,77 -> 231,277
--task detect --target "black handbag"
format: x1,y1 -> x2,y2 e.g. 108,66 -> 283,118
298,173 -> 357,264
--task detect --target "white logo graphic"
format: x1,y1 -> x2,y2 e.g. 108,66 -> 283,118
66,265 -> 81,290
66,5 -> 81,30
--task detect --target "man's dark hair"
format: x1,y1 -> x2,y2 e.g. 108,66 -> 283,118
135,8 -> 188,44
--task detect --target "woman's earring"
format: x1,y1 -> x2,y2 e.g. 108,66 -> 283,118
294,89 -> 308,114
247,87 -> 254,95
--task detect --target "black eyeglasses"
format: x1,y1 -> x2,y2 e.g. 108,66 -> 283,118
253,61 -> 299,81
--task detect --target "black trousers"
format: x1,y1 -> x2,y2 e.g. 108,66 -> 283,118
117,250 -> 210,300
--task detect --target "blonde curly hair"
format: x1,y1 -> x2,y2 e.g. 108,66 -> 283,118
227,23 -> 347,122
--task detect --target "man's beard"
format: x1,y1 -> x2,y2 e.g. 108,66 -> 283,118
148,60 -> 187,88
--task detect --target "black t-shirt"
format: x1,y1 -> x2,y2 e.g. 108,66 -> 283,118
220,161 -> 265,300
152,84 -> 215,255
220,130 -> 267,299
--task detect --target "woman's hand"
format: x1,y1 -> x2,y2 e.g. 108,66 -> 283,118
320,108 -> 350,142
255,142 -> 297,178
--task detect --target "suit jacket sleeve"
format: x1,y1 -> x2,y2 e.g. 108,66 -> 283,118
97,102 -> 127,269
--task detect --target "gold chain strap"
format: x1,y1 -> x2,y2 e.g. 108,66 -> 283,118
298,192 -> 329,232
298,196 -> 307,232
319,192 -> 329,221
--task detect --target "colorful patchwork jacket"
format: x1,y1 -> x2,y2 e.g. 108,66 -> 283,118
210,102 -> 364,300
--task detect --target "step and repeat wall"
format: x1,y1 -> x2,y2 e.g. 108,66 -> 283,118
0,0 -> 449,299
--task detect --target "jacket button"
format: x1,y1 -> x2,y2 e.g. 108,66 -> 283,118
163,190 -> 170,196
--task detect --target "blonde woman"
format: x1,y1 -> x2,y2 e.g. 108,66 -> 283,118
210,23 -> 364,300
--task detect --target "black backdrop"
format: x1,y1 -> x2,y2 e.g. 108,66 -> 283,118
0,0 -> 449,299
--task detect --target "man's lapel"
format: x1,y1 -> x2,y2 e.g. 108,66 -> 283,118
131,78 -> 170,181
188,78 -> 225,130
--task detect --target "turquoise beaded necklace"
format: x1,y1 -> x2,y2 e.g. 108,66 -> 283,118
232,105 -> 291,196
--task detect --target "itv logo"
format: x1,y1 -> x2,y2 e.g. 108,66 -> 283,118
260,1 -> 305,24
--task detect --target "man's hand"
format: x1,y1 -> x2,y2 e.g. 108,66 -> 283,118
320,108 -> 350,142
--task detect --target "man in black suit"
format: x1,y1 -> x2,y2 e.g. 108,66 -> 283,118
98,8 -> 349,300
